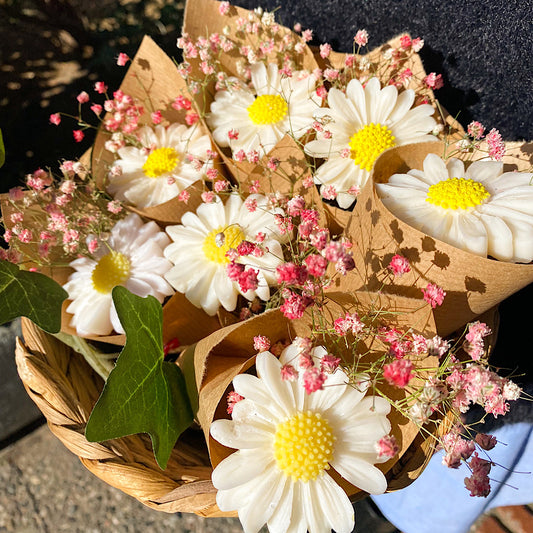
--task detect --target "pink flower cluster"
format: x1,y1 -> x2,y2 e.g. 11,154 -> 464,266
4,162 -> 122,263
102,90 -> 144,134
463,321 -> 491,361
464,453 -> 492,497
446,363 -> 521,416
279,337 -> 340,395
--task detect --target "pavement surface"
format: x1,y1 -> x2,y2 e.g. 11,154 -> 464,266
0,424 -> 246,533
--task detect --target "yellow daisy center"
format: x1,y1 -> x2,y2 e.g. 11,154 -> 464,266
247,94 -> 288,125
426,178 -> 490,210
142,147 -> 179,178
202,225 -> 245,264
273,411 -> 335,482
349,123 -> 396,171
91,251 -> 131,294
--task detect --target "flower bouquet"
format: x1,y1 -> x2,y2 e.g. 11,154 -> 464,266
2,0 -> 533,531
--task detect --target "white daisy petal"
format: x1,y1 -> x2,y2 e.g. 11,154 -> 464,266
332,452 -> 388,494
211,339 -> 393,533
301,481 -> 330,533
446,157 -> 467,180
313,474 -> 355,533
210,418 -> 273,449
239,466 -> 287,532
107,124 -> 211,208
208,63 -> 317,157
256,352 -> 296,417
479,213 -> 514,261
423,152 -> 451,183
465,160 -> 503,183
63,214 -> 174,336
164,193 -> 287,315
306,77 -> 436,207
267,479 -> 294,533
211,447 -> 273,490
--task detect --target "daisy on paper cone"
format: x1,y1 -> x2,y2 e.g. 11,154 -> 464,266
63,213 -> 174,336
207,62 -> 319,157
210,342 -> 392,533
164,193 -> 287,316
304,77 -> 437,208
107,123 -> 212,208
376,154 -> 533,262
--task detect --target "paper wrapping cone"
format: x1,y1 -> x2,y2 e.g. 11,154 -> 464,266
182,0 -> 324,189
193,293 -> 453,499
88,35 -> 215,226
337,141 -> 533,336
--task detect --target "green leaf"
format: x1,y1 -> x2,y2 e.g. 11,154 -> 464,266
0,128 -> 4,168
85,286 -> 193,470
54,331 -> 117,381
0,260 -> 67,333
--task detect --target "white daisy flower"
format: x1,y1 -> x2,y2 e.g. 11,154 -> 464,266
207,62 -> 319,157
376,154 -> 533,262
107,123 -> 212,208
210,342 -> 392,533
164,193 -> 287,316
304,77 -> 437,208
63,213 -> 174,336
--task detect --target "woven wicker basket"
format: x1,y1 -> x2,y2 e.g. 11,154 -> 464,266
14,315 -> 462,516
15,318 -> 224,517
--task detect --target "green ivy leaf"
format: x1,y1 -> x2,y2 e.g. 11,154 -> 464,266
0,128 -> 5,168
0,261 -> 67,333
85,286 -> 193,470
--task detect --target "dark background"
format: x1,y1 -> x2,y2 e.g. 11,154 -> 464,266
0,0 -> 185,192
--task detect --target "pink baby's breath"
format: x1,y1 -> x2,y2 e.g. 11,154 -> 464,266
422,283 -> 446,308
320,354 -> 340,373
106,200 -> 122,214
388,254 -> 411,276
227,391 -> 244,415
424,72 -> 444,90
464,453 -> 492,497
172,95 -> 192,110
117,52 -> 130,66
201,191 -> 215,203
151,110 -> 163,124
468,121 -> 485,140
253,335 -> 271,352
185,111 -> 199,125
49,113 -> 61,126
486,128 -> 505,161
94,81 -> 107,94
475,433 -> 497,451
281,364 -> 298,382
383,359 -> 413,388
375,435 -> 399,459
319,43 -> 332,58
177,190 -> 190,204
302,367 -> 326,394
354,29 -> 369,47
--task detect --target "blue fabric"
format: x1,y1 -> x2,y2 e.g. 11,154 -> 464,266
372,423 -> 533,533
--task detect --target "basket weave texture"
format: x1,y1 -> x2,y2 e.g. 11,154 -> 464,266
15,318 -> 229,517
